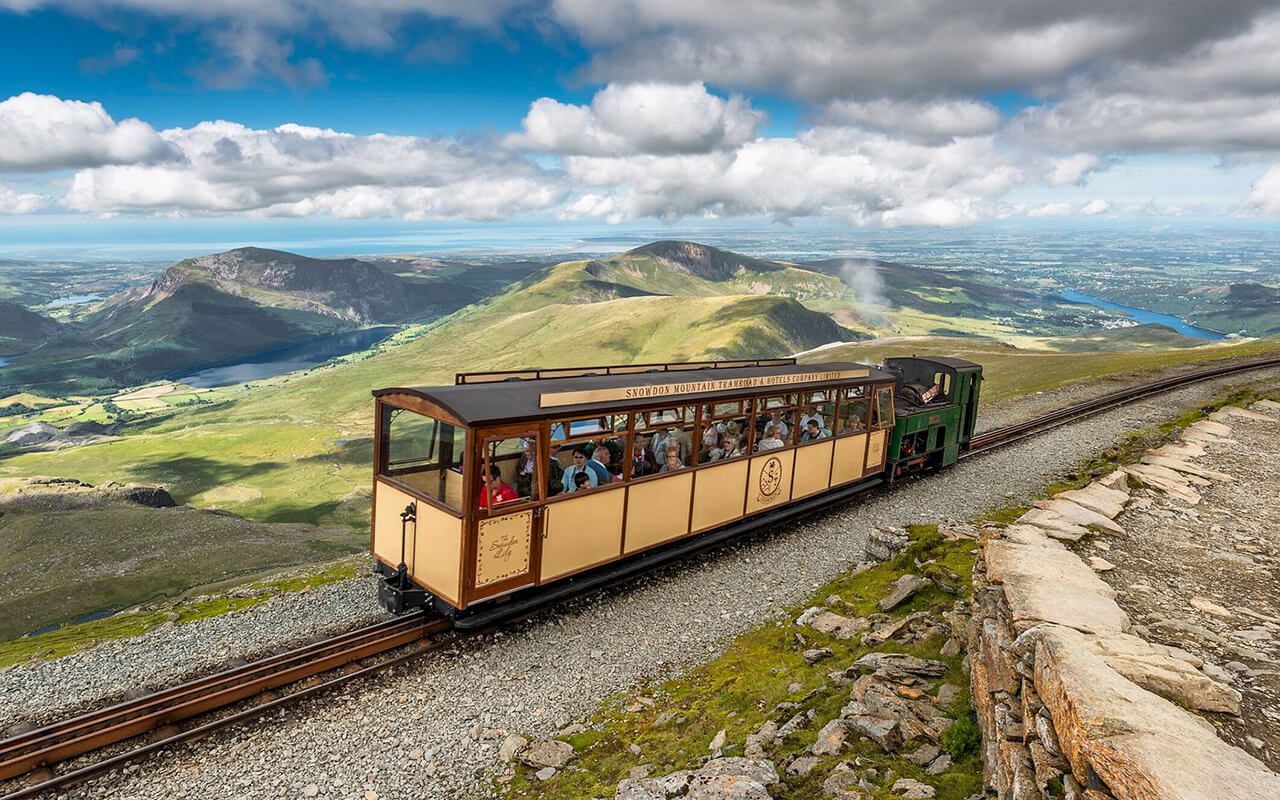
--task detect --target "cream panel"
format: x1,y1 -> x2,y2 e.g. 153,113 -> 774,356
624,472 -> 693,554
831,434 -> 868,485
746,450 -> 794,515
475,511 -> 532,587
690,461 -> 748,532
373,481 -> 420,567
541,489 -> 624,581
373,480 -> 463,604
865,429 -> 887,474
411,500 -> 463,604
792,440 -> 834,499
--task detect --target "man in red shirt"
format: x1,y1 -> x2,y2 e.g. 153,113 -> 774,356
479,464 -> 519,509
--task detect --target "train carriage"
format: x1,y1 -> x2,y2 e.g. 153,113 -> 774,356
370,356 -> 980,626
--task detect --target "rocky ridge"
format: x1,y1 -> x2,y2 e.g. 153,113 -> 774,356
968,402 -> 1280,800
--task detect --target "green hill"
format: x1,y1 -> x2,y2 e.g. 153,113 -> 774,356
0,301 -> 61,356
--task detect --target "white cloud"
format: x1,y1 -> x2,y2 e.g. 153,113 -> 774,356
0,184 -> 47,214
550,0 -> 1276,101
509,82 -> 764,156
1242,165 -> 1280,216
820,98 -> 1001,143
58,117 -> 564,219
0,92 -> 172,171
1080,199 -> 1110,215
558,127 -> 1022,227
1046,153 -> 1103,186
1027,202 -> 1074,218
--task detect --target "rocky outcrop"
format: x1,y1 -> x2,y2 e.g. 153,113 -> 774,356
968,412 -> 1280,800
0,476 -> 175,511
2,421 -> 57,446
614,757 -> 779,799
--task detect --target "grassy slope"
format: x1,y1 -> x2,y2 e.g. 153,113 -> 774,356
0,503 -> 358,640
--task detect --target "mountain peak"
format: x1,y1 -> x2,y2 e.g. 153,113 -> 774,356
620,240 -> 784,281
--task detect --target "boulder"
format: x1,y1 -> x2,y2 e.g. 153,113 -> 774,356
111,483 -> 176,508
1032,498 -> 1125,535
845,715 -> 905,753
795,607 -> 868,639
811,719 -> 851,756
1139,454 -> 1233,482
984,536 -> 1128,636
852,652 -> 948,679
1055,482 -> 1129,519
879,574 -> 930,611
516,738 -> 576,770
891,778 -> 936,798
1095,470 -> 1130,492
1122,465 -> 1201,504
1018,507 -> 1091,542
804,648 -> 834,665
1032,625 -> 1280,800
499,734 -> 527,762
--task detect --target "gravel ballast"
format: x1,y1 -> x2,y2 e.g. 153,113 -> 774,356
4,365 -> 1278,800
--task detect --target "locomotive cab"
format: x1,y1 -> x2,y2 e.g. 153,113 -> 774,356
882,356 -> 982,479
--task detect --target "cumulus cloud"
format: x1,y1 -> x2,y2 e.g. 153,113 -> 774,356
1242,165 -> 1280,216
0,184 -> 47,214
0,92 -> 173,171
508,82 -> 764,156
1046,153 -> 1104,186
550,0 -> 1275,101
1080,199 -> 1110,215
820,97 -> 1000,144
58,118 -> 564,219
558,127 -> 1022,227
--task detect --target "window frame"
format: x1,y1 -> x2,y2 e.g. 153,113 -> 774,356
378,403 -> 466,515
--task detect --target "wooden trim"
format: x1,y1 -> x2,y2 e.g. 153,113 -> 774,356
539,368 -> 867,408
378,393 -> 466,427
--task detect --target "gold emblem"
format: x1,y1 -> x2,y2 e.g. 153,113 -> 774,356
759,456 -> 783,497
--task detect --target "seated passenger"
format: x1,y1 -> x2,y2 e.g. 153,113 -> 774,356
571,471 -> 591,492
660,450 -> 684,472
800,411 -> 825,430
720,433 -> 742,458
702,425 -> 719,450
770,411 -> 789,439
479,465 -> 519,509
632,433 -> 659,478
665,426 -> 692,464
841,415 -> 863,434
589,443 -> 617,483
562,448 -> 600,493
801,419 -> 831,441
756,422 -> 785,451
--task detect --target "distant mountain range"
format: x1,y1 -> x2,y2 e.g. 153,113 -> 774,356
3,238 -> 1257,398
0,247 -> 538,395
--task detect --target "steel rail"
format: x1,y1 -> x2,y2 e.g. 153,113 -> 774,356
964,355 -> 1280,455
4,353 -> 1279,798
0,614 -> 452,798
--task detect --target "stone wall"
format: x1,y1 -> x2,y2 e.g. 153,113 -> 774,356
967,415 -> 1280,800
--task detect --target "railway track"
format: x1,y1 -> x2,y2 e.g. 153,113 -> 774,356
3,353 -> 1279,799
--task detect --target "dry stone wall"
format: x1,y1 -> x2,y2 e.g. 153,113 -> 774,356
968,409 -> 1280,800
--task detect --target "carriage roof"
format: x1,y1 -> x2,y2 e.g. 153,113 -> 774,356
373,361 -> 894,426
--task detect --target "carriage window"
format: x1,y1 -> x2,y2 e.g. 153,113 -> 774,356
636,405 -> 695,474
798,389 -> 835,442
480,435 -> 539,512
380,406 -> 464,511
874,387 -> 895,428
551,413 -> 630,494
836,386 -> 870,436
753,394 -> 795,451
697,400 -> 751,464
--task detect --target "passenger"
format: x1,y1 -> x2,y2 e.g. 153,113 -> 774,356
571,471 -> 591,492
561,448 -> 599,493
632,433 -> 659,477
840,415 -> 863,434
479,465 -> 519,509
515,438 -> 561,498
756,422 -> 785,451
588,443 -> 616,483
659,449 -> 684,472
800,410 -> 825,430
801,419 -> 831,441
665,426 -> 692,464
721,434 -> 742,458
702,424 -> 719,450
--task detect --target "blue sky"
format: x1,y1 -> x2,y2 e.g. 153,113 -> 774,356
1,0 -> 1279,255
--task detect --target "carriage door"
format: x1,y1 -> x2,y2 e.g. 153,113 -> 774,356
473,427 -> 542,597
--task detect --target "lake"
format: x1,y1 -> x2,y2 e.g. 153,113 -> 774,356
47,294 -> 104,307
0,356 -> 7,367
176,326 -> 399,388
1061,290 -> 1227,340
